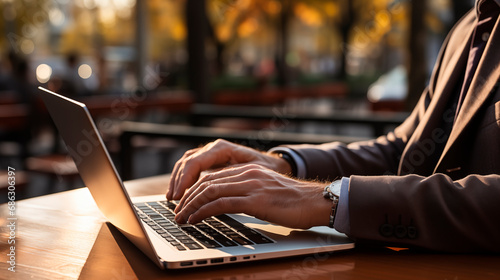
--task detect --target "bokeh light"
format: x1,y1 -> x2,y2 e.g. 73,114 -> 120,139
78,64 -> 93,79
20,39 -> 35,55
36,64 -> 53,84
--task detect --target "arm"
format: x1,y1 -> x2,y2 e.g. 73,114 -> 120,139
347,173 -> 500,252
282,86 -> 430,181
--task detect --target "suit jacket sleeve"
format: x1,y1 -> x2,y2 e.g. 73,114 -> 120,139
347,174 -> 500,252
283,85 -> 429,181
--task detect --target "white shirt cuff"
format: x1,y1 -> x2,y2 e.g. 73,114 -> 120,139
268,147 -> 307,178
333,177 -> 350,234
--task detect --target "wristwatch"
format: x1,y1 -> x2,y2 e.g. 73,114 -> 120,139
275,152 -> 297,177
323,180 -> 341,228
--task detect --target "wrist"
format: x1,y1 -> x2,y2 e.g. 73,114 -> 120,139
304,182 -> 336,228
314,192 -> 335,227
269,152 -> 294,175
323,180 -> 341,228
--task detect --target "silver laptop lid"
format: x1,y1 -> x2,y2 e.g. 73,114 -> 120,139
37,87 -> 162,267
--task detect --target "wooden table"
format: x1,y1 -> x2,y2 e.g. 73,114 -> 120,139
1,175 -> 499,279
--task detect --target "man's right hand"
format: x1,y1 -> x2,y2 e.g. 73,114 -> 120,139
166,139 -> 292,200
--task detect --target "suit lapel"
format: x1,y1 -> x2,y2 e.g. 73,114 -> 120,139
432,13 -> 475,100
435,15 -> 500,171
398,12 -> 474,175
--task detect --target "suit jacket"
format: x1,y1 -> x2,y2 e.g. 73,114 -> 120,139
285,10 -> 500,252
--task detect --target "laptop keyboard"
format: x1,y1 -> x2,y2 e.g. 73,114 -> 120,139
134,201 -> 274,251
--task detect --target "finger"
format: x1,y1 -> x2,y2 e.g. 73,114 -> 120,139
175,168 -> 262,223
171,146 -> 217,200
177,196 -> 253,225
175,173 -> 213,212
171,160 -> 203,200
167,148 -> 199,200
175,164 -> 263,213
171,141 -> 236,199
171,147 -> 228,200
175,165 -> 257,212
167,148 -> 198,199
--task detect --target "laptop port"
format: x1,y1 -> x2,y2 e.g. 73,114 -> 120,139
243,256 -> 250,260
229,257 -> 237,262
180,261 -> 193,267
211,258 -> 224,264
196,260 -> 207,265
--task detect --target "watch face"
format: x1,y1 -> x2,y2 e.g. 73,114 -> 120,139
327,180 -> 342,197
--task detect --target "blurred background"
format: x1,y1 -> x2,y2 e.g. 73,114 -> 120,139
0,0 -> 474,202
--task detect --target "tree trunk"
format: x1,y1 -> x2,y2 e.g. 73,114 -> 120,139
186,0 -> 210,103
338,0 -> 355,80
406,0 -> 427,111
276,0 -> 291,86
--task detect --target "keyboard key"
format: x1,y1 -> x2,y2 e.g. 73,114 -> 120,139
180,225 -> 223,248
175,245 -> 186,251
198,238 -> 221,248
147,202 -> 161,207
163,201 -> 177,211
172,233 -> 189,239
148,214 -> 163,219
176,235 -> 193,241
195,224 -> 237,247
227,234 -> 253,245
180,239 -> 198,244
211,233 -> 238,247
162,226 -> 178,231
156,229 -> 167,235
185,243 -> 203,250
216,215 -> 247,231
240,229 -> 274,244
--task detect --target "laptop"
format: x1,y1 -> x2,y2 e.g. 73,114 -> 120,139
37,86 -> 354,269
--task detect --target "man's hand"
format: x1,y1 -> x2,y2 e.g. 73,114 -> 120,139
173,164 -> 331,229
167,139 -> 292,200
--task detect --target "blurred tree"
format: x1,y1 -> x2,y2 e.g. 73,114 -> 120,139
148,0 -> 186,59
186,0 -> 209,103
407,0 -> 427,110
0,0 -> 52,56
276,0 -> 292,86
338,0 -> 356,80
206,0 -> 284,78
